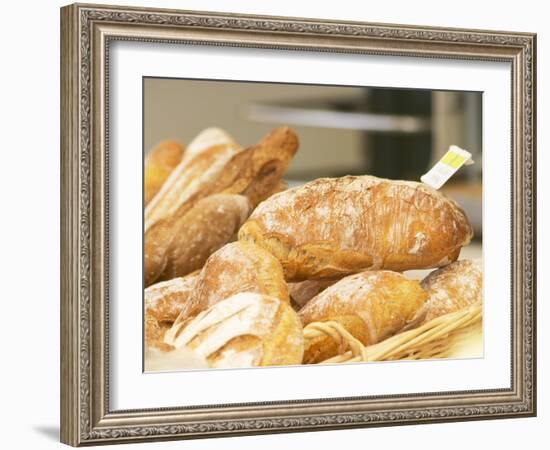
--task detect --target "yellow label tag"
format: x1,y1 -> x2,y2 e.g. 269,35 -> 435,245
441,150 -> 468,169
421,145 -> 473,189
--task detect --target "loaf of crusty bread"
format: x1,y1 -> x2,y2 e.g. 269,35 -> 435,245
183,128 -> 238,163
145,136 -> 241,233
144,127 -> 298,286
288,279 -> 339,310
164,292 -> 304,368
156,194 -> 252,281
144,271 -> 199,351
239,175 -> 473,281
195,241 -> 289,309
161,241 -> 290,339
299,270 -> 427,363
144,313 -> 167,347
145,271 -> 199,323
420,259 -> 482,323
211,127 -> 298,207
144,140 -> 184,206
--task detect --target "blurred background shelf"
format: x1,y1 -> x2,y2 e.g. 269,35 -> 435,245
144,79 -> 483,240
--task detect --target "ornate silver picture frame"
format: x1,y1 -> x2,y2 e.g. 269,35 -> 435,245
60,3 -> 536,446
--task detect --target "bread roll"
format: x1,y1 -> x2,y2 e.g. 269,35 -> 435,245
299,271 -> 427,363
144,140 -> 184,206
195,241 -> 290,311
164,292 -> 304,368
420,259 -> 482,323
145,271 -> 199,323
162,241 -> 290,342
144,127 -> 298,286
239,175 -> 473,281
144,272 -> 199,351
156,194 -> 252,281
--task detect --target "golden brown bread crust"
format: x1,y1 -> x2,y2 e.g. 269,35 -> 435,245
164,292 -> 304,368
212,127 -> 298,207
143,127 -> 298,286
299,270 -> 427,363
288,279 -> 340,310
239,175 -> 473,281
156,194 -> 252,281
194,241 -> 290,311
144,273 -> 199,350
162,241 -> 290,334
183,128 -> 239,163
144,140 -> 185,206
145,143 -> 241,232
420,259 -> 482,323
145,271 -> 199,323
143,144 -> 240,286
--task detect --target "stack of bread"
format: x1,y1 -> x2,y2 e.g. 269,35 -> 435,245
143,126 -> 482,371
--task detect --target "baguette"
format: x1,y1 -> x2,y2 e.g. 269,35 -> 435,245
194,240 -> 290,310
299,270 -> 427,363
239,175 -> 473,281
144,127 -> 298,286
164,292 -> 304,368
156,194 -> 252,281
184,127 -> 238,163
420,259 -> 482,323
144,140 -> 185,206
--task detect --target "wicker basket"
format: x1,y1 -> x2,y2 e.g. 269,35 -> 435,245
303,302 -> 482,364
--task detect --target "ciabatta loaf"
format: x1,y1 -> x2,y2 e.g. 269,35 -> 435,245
239,175 -> 473,281
157,194 -> 252,281
420,259 -> 482,323
299,270 -> 427,363
164,292 -> 304,368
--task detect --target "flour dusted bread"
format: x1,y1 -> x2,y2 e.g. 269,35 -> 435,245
143,127 -> 298,286
144,271 -> 199,350
144,140 -> 185,206
194,241 -> 289,311
239,175 -> 473,281
289,279 -> 339,310
420,259 -> 482,323
212,126 -> 298,207
183,128 -> 238,163
299,271 -> 427,363
164,292 -> 304,368
145,271 -> 199,323
145,136 -> 241,232
156,194 -> 252,281
164,241 -> 290,334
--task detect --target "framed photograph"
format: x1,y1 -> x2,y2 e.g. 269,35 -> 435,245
60,3 -> 536,446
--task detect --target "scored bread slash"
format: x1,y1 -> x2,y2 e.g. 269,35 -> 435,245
421,145 -> 474,190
